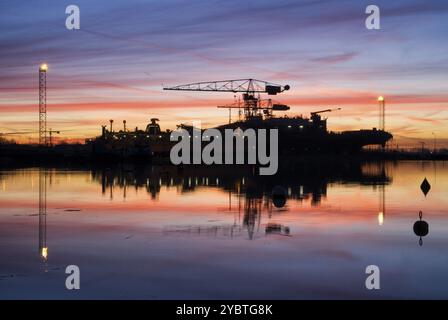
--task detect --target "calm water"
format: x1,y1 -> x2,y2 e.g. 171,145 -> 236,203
0,161 -> 447,299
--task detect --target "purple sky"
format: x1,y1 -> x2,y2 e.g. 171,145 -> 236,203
1,0 -> 448,146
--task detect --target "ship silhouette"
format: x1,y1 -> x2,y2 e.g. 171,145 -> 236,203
88,79 -> 392,159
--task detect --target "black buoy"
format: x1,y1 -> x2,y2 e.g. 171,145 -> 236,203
272,185 -> 287,208
413,211 -> 429,246
420,178 -> 431,197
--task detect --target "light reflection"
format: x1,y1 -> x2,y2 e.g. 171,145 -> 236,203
41,247 -> 48,260
378,211 -> 384,226
1,161 -> 447,299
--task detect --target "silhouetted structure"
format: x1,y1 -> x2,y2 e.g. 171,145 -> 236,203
39,64 -> 48,145
163,79 -> 393,154
413,211 -> 429,246
91,160 -> 392,240
38,168 -> 48,261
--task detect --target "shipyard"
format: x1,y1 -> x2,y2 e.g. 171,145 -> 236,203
2,74 -> 445,166
2,0 -> 448,303
95,78 -> 394,158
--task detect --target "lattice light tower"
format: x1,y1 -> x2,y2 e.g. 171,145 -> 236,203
39,64 -> 48,145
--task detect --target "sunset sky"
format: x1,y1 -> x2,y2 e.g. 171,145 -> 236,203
1,0 -> 448,146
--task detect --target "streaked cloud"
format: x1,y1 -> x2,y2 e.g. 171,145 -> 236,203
0,0 -> 447,146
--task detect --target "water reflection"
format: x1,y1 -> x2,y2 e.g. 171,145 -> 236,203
38,168 -> 48,261
414,211 -> 430,246
93,161 -> 392,204
1,160 -> 447,299
90,161 -> 392,240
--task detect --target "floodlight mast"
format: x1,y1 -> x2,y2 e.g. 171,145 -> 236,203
39,64 -> 48,145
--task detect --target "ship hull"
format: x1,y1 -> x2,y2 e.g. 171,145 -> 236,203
216,119 -> 393,154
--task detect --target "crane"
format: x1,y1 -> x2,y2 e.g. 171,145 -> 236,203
164,79 -> 290,120
0,129 -> 63,146
47,129 -> 60,146
310,108 -> 342,116
310,108 -> 341,123
164,78 -> 290,95
309,108 -> 342,131
217,99 -> 290,123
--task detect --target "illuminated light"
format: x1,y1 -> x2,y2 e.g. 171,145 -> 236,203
41,247 -> 48,260
39,63 -> 48,72
299,125 -> 304,129
378,212 -> 384,226
378,96 -> 385,102
288,125 -> 291,128
158,135 -> 162,138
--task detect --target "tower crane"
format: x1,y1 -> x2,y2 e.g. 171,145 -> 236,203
164,79 -> 290,120
0,129 -> 63,146
47,129 -> 61,146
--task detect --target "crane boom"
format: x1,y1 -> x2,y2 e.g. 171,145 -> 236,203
164,79 -> 290,95
0,129 -> 64,136
311,108 -> 341,116
1,129 -> 63,146
0,131 -> 37,135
